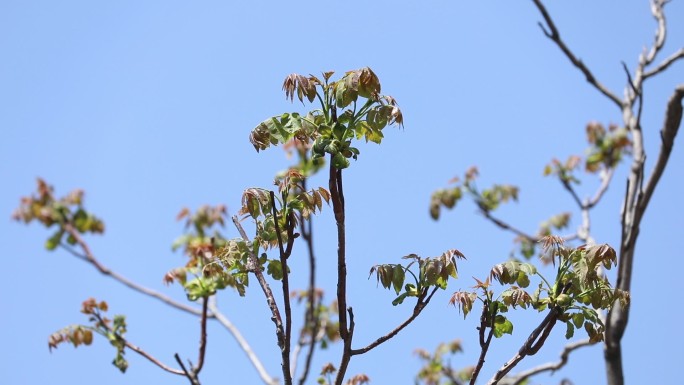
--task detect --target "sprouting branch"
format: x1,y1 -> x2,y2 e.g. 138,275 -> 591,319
175,353 -> 201,385
60,223 -> 204,316
232,215 -> 292,385
208,297 -> 278,385
350,287 -> 439,356
530,0 -> 622,108
505,338 -> 594,385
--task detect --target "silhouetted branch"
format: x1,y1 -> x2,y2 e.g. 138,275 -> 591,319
350,287 -> 439,356
175,353 -> 200,385
530,0 -> 622,108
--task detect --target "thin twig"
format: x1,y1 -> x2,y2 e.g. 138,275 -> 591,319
644,48 -> 684,78
481,211 -> 538,243
530,0 -> 622,108
175,353 -> 200,385
350,287 -> 439,355
60,224 -> 204,316
507,338 -> 594,385
91,311 -> 185,376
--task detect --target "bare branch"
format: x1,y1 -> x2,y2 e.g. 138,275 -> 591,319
92,310 -> 186,377
175,353 -> 201,385
530,0 -> 622,108
638,84 -> 684,216
506,339 -> 593,385
123,342 -> 185,376
587,168 -> 615,209
350,287 -> 439,356
481,210 -> 538,243
60,224 -> 204,316
644,48 -> 684,78
208,298 -> 278,385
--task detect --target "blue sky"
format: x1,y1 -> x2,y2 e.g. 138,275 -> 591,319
2,1 -> 683,384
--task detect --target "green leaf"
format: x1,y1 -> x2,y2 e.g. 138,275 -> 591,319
392,265 -> 405,294
45,230 -> 64,251
267,259 -> 285,280
493,317 -> 513,338
565,321 -> 575,339
332,153 -> 350,169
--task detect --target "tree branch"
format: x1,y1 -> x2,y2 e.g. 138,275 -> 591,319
208,298 -> 278,385
232,215 -> 292,385
60,224 -> 204,316
192,296 -> 209,375
505,338 -> 593,385
638,84 -> 684,216
334,308 -> 355,385
644,48 -> 684,79
175,353 -> 201,385
486,308 -> 560,385
470,303 -> 496,385
92,310 -> 186,377
329,160 -> 348,341
530,0 -> 622,108
350,287 -> 438,356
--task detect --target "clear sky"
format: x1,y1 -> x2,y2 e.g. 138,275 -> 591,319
2,1 -> 682,384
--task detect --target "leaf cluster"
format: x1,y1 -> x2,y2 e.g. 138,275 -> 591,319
12,178 -> 105,250
369,249 -> 465,306
250,67 -> 403,170
48,298 -> 129,372
430,167 -> 518,220
449,237 -> 628,343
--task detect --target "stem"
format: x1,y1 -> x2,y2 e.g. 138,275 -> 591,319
350,287 -> 438,355
271,191 -> 293,378
192,296 -> 209,375
60,224 -> 204,316
232,216 -> 292,385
